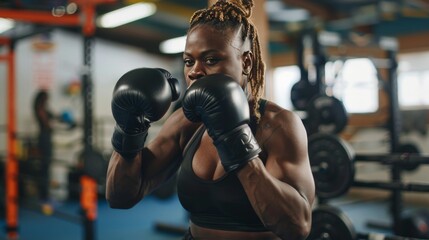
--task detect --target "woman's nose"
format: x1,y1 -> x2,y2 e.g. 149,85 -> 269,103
187,63 -> 205,81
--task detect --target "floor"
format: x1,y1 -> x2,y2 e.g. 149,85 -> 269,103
0,195 -> 189,240
0,189 -> 427,240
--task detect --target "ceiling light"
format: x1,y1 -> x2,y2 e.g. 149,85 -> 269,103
0,18 -> 15,34
269,9 -> 309,22
159,35 -> 187,54
97,3 -> 156,28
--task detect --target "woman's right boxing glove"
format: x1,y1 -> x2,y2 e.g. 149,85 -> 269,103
111,68 -> 180,160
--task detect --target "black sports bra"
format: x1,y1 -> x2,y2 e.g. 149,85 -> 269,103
176,99 -> 268,231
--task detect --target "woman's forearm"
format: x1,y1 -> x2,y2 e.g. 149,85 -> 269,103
237,160 -> 312,240
105,151 -> 145,209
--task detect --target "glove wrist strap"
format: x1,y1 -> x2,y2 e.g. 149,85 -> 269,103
111,125 -> 148,160
214,124 -> 261,172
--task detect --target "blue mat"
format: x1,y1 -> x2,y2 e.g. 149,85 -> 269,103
0,195 -> 188,240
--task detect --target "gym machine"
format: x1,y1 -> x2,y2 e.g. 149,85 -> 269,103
309,132 -> 429,239
0,1 -> 115,239
291,30 -> 349,136
300,30 -> 429,238
308,67 -> 429,238
308,204 -> 427,240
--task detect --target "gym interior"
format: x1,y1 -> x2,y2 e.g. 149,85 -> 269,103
1,0 -> 429,239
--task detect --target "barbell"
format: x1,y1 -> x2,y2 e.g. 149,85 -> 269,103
307,205 -> 428,240
308,133 -> 429,199
305,95 -> 348,136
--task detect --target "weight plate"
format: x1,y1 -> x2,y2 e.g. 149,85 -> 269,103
308,133 -> 355,199
308,205 -> 357,240
306,95 -> 348,135
290,80 -> 319,111
398,143 -> 421,172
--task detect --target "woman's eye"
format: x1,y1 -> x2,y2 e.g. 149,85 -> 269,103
183,59 -> 194,66
205,58 -> 219,65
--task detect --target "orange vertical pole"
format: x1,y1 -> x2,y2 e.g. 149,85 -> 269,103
80,176 -> 98,221
0,2 -> 115,239
5,42 -> 19,239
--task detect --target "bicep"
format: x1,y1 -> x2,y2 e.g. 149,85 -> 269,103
264,112 -> 315,205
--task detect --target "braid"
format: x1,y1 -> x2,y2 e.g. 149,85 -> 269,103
189,0 -> 265,122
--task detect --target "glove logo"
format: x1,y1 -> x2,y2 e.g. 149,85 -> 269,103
237,128 -> 255,153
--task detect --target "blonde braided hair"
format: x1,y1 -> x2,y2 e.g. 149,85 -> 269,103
189,0 -> 266,121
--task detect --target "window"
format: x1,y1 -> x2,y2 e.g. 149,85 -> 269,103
272,58 -> 379,113
398,52 -> 429,109
329,58 -> 379,113
272,65 -> 301,110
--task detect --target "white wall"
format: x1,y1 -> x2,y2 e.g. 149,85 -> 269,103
0,29 -> 181,148
0,29 -> 182,199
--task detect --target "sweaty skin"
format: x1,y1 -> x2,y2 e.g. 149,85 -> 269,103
106,24 -> 315,240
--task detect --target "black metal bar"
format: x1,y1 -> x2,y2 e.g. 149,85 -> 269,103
82,35 -> 95,240
354,154 -> 429,165
357,232 -> 422,240
353,180 -> 429,192
82,36 -> 93,154
296,32 -> 308,83
312,30 -> 327,95
386,49 -> 402,235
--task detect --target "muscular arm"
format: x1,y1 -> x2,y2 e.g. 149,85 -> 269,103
237,110 -> 315,240
106,109 -> 199,209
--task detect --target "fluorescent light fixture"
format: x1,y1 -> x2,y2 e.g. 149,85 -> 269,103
159,35 -> 187,54
269,9 -> 309,22
97,3 -> 156,28
0,18 -> 15,33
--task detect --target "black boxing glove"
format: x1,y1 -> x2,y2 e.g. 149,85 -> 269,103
111,68 -> 180,160
182,74 -> 261,172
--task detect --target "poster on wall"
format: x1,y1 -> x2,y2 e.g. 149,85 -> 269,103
32,32 -> 56,90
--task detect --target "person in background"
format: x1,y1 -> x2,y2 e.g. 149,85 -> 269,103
33,90 -> 54,202
106,0 -> 315,239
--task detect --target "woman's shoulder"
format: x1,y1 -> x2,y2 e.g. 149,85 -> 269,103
260,100 -> 302,126
257,100 -> 308,156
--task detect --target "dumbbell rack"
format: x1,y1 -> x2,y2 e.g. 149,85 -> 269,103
305,31 -> 429,238
378,49 -> 402,235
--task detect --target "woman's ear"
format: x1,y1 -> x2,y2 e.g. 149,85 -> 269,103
242,51 -> 253,76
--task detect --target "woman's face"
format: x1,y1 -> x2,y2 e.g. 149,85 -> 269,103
183,25 -> 246,87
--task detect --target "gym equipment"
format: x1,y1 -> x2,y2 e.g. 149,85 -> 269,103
309,133 -> 429,199
308,205 -> 426,240
308,133 -> 429,238
308,205 -> 356,240
291,32 -> 318,111
305,95 -> 348,135
308,133 -> 355,199
59,110 -> 77,129
291,30 -> 349,135
305,30 -> 348,135
397,143 -> 421,172
399,210 -> 429,238
290,76 -> 318,111
1,2 -> 115,238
